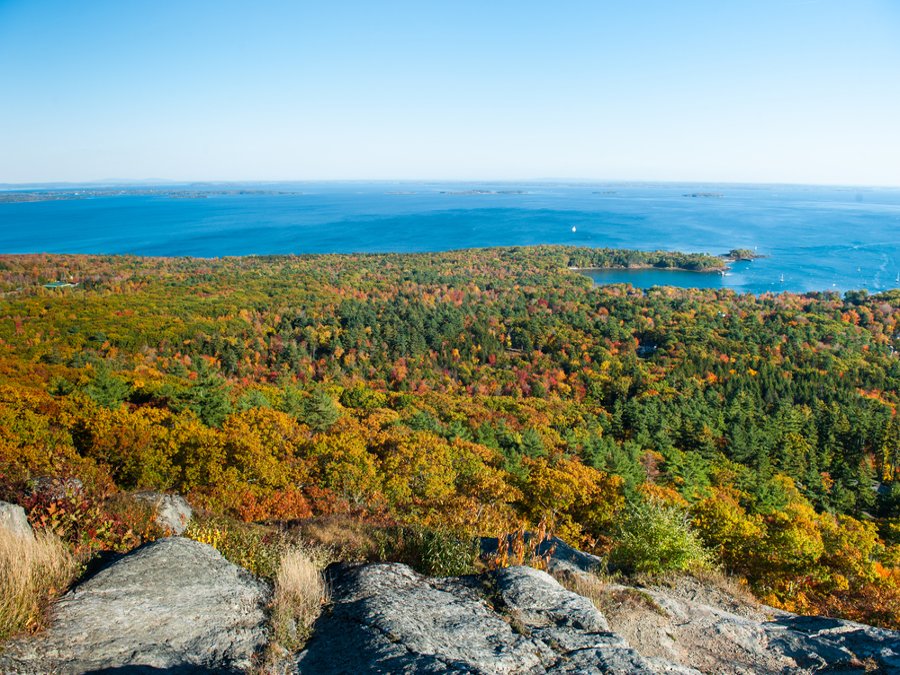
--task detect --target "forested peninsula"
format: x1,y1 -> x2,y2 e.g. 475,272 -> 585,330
1,245 -> 899,634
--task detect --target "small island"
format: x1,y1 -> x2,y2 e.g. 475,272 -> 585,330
724,248 -> 766,261
439,189 -> 527,195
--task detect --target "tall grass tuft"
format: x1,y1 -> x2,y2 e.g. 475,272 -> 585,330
0,527 -> 76,641
270,546 -> 330,653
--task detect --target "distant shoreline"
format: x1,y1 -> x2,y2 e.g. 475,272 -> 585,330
2,184 -> 895,294
570,263 -> 728,274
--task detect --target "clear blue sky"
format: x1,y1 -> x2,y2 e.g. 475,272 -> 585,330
1,0 -> 899,185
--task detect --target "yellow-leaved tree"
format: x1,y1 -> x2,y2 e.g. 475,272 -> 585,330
520,455 -> 623,549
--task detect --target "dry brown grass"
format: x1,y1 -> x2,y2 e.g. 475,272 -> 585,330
270,546 -> 330,653
553,565 -> 760,625
552,568 -> 668,617
683,567 -> 758,606
551,568 -> 608,607
0,526 -> 77,642
297,514 -> 377,561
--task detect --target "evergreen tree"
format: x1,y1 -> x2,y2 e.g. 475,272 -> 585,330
83,365 -> 131,409
301,388 -> 340,433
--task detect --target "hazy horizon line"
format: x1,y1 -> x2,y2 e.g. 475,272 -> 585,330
3,177 -> 900,190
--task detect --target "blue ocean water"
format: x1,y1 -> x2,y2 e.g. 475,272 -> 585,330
1,182 -> 899,294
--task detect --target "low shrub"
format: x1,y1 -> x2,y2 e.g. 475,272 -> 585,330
374,525 -> 478,577
184,518 -> 287,579
299,516 -> 478,577
484,521 -> 555,571
609,499 -> 711,576
23,487 -> 154,557
0,527 -> 77,641
102,493 -> 169,542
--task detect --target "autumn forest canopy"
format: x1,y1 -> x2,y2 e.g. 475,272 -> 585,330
1,245 -> 899,628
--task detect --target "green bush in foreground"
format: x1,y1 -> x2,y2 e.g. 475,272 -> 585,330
184,518 -> 288,579
373,525 -> 478,577
610,499 -> 711,576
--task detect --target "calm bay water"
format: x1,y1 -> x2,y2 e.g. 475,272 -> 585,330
2,182 -> 899,294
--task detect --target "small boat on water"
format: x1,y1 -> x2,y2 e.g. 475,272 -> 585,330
780,273 -> 785,283
571,226 -> 577,233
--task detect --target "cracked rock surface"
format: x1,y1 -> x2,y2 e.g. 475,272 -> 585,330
597,575 -> 900,674
295,563 -> 698,674
0,537 -> 269,674
297,562 -> 900,674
